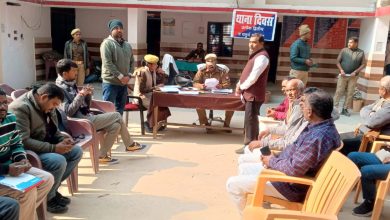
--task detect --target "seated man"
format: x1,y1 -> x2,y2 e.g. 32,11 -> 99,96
0,88 -> 54,218
236,79 -> 305,154
265,77 -> 292,121
226,88 -> 340,213
193,53 -> 234,130
133,54 -> 167,132
184,42 -> 206,62
9,83 -> 83,214
55,59 -> 144,164
348,150 -> 390,217
0,197 -> 19,220
341,75 -> 390,155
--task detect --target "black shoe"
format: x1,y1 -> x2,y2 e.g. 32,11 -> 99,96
144,122 -> 152,133
47,197 -> 68,214
341,108 -> 351,117
235,146 -> 245,154
55,192 -> 71,206
158,125 -> 166,131
352,199 -> 374,217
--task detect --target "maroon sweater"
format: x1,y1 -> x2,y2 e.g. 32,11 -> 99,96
239,48 -> 270,102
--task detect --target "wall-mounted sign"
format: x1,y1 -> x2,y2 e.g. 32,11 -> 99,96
231,9 -> 277,41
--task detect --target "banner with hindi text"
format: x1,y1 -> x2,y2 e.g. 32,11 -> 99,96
231,9 -> 277,41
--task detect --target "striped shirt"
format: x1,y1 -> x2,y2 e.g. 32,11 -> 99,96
0,113 -> 26,175
269,119 -> 340,202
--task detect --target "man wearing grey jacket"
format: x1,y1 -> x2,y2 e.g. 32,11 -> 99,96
100,19 -> 134,115
341,75 -> 390,155
8,83 -> 83,214
55,59 -> 144,165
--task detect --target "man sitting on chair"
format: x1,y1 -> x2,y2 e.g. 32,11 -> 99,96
55,59 -> 144,165
226,88 -> 340,213
193,53 -> 234,131
184,42 -> 205,62
341,75 -> 390,156
133,54 -> 166,132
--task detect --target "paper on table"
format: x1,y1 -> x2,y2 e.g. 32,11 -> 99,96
204,78 -> 219,89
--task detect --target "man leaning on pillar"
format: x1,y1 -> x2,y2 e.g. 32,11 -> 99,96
64,28 -> 89,86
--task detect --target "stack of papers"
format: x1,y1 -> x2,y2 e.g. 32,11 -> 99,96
159,85 -> 180,93
178,90 -> 199,95
211,89 -> 233,94
0,173 -> 43,192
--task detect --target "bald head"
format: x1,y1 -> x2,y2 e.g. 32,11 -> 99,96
285,79 -> 305,101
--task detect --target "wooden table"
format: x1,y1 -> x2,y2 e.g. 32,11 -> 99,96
148,91 -> 246,138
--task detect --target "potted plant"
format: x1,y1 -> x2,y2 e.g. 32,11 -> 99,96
352,89 -> 364,112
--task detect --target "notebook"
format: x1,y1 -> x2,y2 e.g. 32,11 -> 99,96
375,145 -> 390,163
0,173 -> 44,192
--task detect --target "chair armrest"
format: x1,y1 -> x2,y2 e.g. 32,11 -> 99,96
261,169 -> 286,176
66,117 -> 95,137
90,99 -> 115,112
26,150 -> 42,168
243,206 -> 337,220
378,134 -> 390,141
251,174 -> 314,207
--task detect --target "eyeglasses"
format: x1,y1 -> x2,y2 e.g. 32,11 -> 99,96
0,101 -> 8,107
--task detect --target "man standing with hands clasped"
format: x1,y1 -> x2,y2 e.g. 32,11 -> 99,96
235,33 -> 270,154
100,19 -> 134,115
333,37 -> 365,117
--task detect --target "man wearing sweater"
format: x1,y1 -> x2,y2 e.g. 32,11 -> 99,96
100,19 -> 134,115
289,24 -> 313,86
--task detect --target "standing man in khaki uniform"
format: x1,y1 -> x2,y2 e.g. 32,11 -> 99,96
64,28 -> 89,86
193,53 -> 234,129
333,37 -> 365,117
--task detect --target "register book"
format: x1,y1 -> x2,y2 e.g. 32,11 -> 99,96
0,173 -> 43,192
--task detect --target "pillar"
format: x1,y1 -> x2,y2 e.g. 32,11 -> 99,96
358,16 -> 390,104
127,8 -> 147,68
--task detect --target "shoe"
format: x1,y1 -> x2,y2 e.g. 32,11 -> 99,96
126,142 -> 146,152
158,125 -> 166,131
341,108 -> 351,117
55,192 -> 71,206
99,156 -> 119,165
144,122 -> 153,133
235,146 -> 245,154
47,198 -> 68,214
352,199 -> 374,217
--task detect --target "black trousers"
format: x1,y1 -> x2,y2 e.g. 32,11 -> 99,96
244,101 -> 263,145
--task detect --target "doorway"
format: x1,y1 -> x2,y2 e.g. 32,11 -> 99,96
264,22 -> 282,83
147,11 -> 161,57
51,8 -> 75,55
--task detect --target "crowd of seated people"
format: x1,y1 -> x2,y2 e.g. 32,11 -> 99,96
226,75 -> 390,218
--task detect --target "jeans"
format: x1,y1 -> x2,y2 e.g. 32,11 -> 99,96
102,83 -> 128,115
0,197 -> 19,220
348,152 -> 390,200
39,146 -> 83,200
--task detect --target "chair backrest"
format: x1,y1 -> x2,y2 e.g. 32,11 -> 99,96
10,89 -> 28,100
0,83 -> 15,96
303,151 -> 361,215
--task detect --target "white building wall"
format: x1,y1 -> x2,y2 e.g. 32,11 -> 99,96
0,1 -> 50,89
75,8 -> 128,40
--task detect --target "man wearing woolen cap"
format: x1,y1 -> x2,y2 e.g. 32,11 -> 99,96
100,19 -> 134,115
289,24 -> 313,86
64,28 -> 89,86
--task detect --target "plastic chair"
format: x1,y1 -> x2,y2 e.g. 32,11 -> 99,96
243,151 -> 361,220
353,139 -> 390,220
10,89 -> 28,100
0,83 -> 15,95
26,150 -> 47,220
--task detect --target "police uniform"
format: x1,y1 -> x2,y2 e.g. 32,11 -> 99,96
132,55 -> 165,108
193,57 -> 234,127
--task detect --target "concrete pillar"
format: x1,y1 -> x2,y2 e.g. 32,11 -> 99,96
127,8 -> 147,68
358,16 -> 390,104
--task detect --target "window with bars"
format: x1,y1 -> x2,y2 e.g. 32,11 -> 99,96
207,22 -> 234,57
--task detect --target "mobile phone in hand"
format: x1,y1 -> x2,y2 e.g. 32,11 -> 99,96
260,146 -> 271,156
